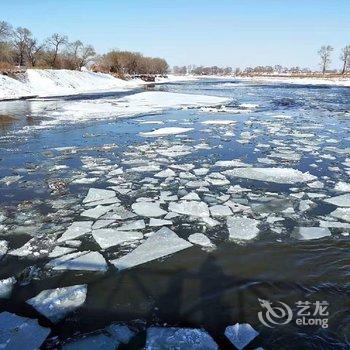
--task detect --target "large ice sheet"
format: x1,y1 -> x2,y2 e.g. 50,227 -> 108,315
58,221 -> 93,242
111,227 -> 193,270
324,194 -> 350,207
132,202 -> 167,217
224,167 -> 316,184
26,285 -> 87,323
146,327 -> 218,350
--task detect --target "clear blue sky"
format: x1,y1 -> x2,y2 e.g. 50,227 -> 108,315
1,0 -> 349,69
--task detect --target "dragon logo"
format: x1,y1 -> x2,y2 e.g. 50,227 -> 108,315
258,299 -> 293,328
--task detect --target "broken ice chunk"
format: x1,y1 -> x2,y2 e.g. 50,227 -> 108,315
81,204 -> 119,219
224,167 -> 316,184
0,240 -> 8,259
324,194 -> 350,207
111,227 -> 193,270
334,181 -> 350,192
49,246 -> 76,258
146,327 -> 218,350
48,251 -> 108,272
62,333 -> 120,350
227,217 -> 260,240
92,229 -> 143,249
169,201 -> 210,218
131,202 -> 167,217
330,208 -> 350,222
83,188 -> 116,204
106,324 -> 136,344
209,205 -> 232,217
26,285 -> 87,323
117,219 -> 145,231
149,218 -> 172,227
140,127 -> 193,137
58,221 -> 92,242
0,312 -> 50,350
294,227 -> 331,240
0,277 -> 16,299
154,169 -> 176,178
224,323 -> 259,350
188,233 -> 214,248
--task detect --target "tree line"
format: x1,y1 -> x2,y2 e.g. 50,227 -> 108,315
318,45 -> 350,75
0,20 -> 169,75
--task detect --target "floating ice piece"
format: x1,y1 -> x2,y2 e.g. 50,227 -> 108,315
0,312 -> 50,350
294,227 -> 331,240
48,251 -> 108,272
224,167 -> 316,184
319,220 -> 350,229
209,205 -> 232,217
92,229 -> 143,249
140,127 -> 193,137
334,182 -> 350,192
111,227 -> 193,270
149,218 -> 172,227
155,169 -> 176,178
84,197 -> 120,207
131,202 -> 167,218
157,145 -> 192,157
202,217 -> 220,227
201,120 -> 236,125
92,220 -> 115,230
182,192 -> 201,201
106,324 -> 135,344
330,208 -> 350,222
58,221 -> 92,242
49,246 -> 76,258
0,277 -> 16,299
26,285 -> 87,323
62,334 -> 119,350
188,233 -> 214,248
0,175 -> 22,186
227,217 -> 260,240
146,327 -> 218,350
193,168 -> 209,176
307,180 -> 324,189
81,204 -> 119,219
214,160 -> 249,168
117,219 -> 145,231
224,323 -> 259,350
324,194 -> 350,207
169,201 -> 210,218
128,164 -> 161,172
71,177 -> 98,184
0,240 -> 8,259
83,188 -> 116,204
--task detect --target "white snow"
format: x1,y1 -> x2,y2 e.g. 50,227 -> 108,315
0,74 -> 33,100
0,312 -> 50,349
146,327 -> 218,350
140,127 -> 193,137
224,323 -> 259,350
26,285 -> 87,323
111,227 -> 193,270
224,167 -> 316,184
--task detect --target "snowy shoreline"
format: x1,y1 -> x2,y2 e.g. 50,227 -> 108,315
0,70 -> 199,101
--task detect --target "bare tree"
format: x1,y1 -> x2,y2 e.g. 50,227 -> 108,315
340,45 -> 350,75
26,38 -> 45,67
0,21 -> 12,41
318,45 -> 333,74
46,33 -> 68,67
69,41 -> 96,69
13,27 -> 32,66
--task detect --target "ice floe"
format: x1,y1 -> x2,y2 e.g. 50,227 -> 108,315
0,277 -> 16,299
294,227 -> 331,240
131,202 -> 167,217
227,217 -> 260,240
146,327 -> 218,350
224,323 -> 259,350
111,227 -> 193,270
224,167 -> 316,184
92,229 -> 143,249
140,127 -> 193,137
0,311 -> 50,349
26,285 -> 87,323
169,201 -> 210,218
324,194 -> 350,207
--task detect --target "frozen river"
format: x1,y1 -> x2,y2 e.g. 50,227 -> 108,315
0,79 -> 350,349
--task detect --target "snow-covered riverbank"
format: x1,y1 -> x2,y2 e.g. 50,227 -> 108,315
0,70 -> 198,101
